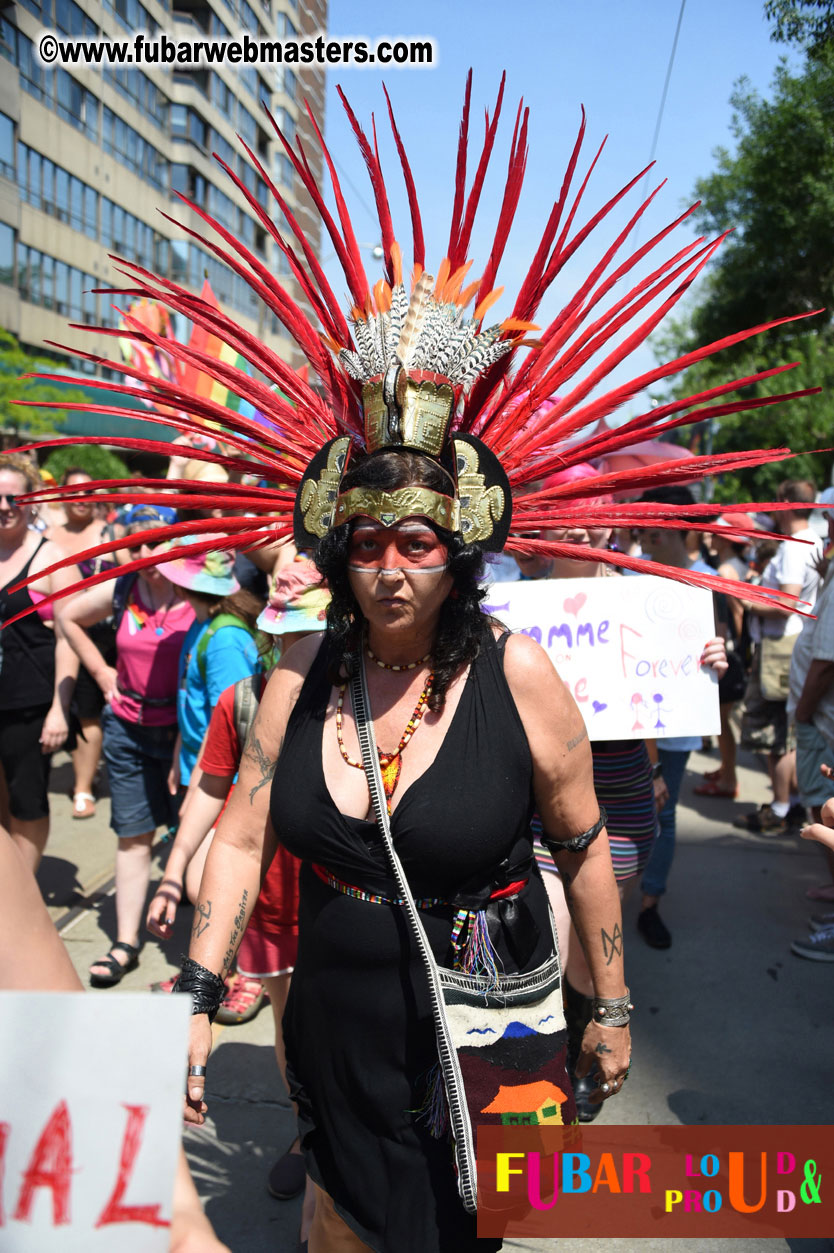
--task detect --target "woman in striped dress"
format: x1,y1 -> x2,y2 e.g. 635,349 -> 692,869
515,464 -> 659,1119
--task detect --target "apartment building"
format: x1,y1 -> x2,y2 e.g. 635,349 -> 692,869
0,0 -> 326,400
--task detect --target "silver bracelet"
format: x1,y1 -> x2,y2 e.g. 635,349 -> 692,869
592,989 -> 632,1027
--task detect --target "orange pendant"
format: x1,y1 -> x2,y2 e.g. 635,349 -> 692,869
378,752 -> 402,809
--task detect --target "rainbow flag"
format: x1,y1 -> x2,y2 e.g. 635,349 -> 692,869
179,279 -> 262,430
118,297 -> 178,401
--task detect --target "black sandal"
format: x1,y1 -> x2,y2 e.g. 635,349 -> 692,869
89,942 -> 141,988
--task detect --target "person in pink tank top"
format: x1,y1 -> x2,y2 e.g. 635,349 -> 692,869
58,507 -> 195,987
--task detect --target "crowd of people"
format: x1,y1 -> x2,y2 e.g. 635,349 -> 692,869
4,431 -> 831,1249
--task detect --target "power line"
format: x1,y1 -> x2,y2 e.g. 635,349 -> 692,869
650,0 -> 688,168
637,0 -> 688,227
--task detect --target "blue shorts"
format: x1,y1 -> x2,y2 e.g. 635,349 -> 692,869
795,721 -> 834,810
102,706 -> 178,839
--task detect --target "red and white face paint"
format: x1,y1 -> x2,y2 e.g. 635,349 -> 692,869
347,520 -> 448,574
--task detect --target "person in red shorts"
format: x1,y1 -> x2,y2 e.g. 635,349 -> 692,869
147,545 -> 328,1219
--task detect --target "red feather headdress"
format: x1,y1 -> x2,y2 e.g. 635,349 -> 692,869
9,73 -> 820,618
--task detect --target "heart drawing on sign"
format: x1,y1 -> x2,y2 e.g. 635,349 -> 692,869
563,593 -> 587,617
592,700 -> 607,714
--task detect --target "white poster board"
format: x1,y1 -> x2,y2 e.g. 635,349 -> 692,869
0,992 -> 190,1251
483,574 -> 721,740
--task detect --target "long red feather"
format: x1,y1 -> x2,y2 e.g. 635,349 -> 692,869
11,75 -> 820,626
337,88 -> 396,286
383,84 -> 425,267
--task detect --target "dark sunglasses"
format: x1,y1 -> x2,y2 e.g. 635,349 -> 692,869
127,540 -> 162,556
0,493 -> 19,508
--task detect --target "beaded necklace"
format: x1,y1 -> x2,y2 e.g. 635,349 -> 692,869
127,589 -> 178,637
366,641 -> 431,672
336,671 -> 435,812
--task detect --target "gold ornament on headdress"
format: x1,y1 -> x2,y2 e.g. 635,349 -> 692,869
298,437 -> 351,540
453,440 -> 507,543
363,373 -> 455,458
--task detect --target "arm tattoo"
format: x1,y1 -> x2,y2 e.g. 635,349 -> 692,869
601,922 -> 623,965
243,729 -> 278,805
192,899 -> 212,939
595,1041 -> 612,1055
221,888 -> 249,975
566,728 -> 588,752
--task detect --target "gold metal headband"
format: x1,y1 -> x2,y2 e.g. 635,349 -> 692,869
334,486 -> 461,532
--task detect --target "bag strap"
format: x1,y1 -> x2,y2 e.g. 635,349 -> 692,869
112,571 -> 139,632
232,672 -> 262,748
350,658 -> 478,1211
196,613 -> 254,681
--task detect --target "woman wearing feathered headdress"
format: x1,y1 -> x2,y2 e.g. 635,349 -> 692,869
11,75 -> 813,1250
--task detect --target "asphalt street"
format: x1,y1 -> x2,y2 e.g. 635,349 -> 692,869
39,744 -> 834,1253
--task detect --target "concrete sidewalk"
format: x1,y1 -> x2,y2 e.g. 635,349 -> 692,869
47,744 -> 834,1252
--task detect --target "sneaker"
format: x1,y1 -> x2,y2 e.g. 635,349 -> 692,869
637,904 -> 671,949
214,973 -> 265,1025
790,926 -> 834,961
809,911 -> 834,933
732,804 -> 787,835
267,1150 -> 307,1200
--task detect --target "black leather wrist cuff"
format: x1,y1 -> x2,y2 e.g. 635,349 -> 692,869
173,956 -> 226,1021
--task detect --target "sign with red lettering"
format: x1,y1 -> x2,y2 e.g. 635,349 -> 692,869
0,992 -> 190,1249
483,575 -> 720,740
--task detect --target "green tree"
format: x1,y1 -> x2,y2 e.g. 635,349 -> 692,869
42,445 -> 128,483
765,0 -> 834,52
688,52 -> 834,346
0,329 -> 86,441
653,47 -> 834,497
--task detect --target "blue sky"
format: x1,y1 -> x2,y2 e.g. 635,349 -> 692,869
316,0 -> 799,422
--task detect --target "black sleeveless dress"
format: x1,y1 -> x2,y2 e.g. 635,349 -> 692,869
271,629 -> 559,1252
0,537 -> 55,710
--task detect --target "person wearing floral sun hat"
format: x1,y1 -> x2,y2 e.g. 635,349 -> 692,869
156,536 -> 263,791
259,543 -> 332,646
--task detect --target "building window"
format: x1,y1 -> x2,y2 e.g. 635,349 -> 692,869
41,252 -> 54,310
55,167 -> 70,224
274,152 -> 294,190
0,113 -> 13,180
54,261 -> 69,315
276,67 -> 296,100
42,158 -> 55,216
0,223 -> 14,287
0,14 -> 18,67
83,185 -> 98,238
69,267 -> 82,320
69,175 -> 84,231
82,273 -> 97,325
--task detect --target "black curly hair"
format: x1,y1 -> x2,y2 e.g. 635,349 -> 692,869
314,450 -> 490,711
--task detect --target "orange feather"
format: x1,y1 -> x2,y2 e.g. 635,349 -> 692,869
474,287 -> 504,322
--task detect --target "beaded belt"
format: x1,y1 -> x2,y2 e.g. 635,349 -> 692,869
312,862 -> 529,974
312,862 -> 445,909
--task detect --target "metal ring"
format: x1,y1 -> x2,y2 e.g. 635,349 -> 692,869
601,1081 -> 611,1093
188,1065 -> 207,1077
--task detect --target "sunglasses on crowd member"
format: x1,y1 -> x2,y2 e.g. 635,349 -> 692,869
127,540 -> 162,557
0,493 -> 20,509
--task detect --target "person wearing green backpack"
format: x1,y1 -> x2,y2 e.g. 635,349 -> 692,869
158,536 -> 263,790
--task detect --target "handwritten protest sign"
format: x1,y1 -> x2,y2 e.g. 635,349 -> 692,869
483,575 -> 720,740
0,992 -> 190,1250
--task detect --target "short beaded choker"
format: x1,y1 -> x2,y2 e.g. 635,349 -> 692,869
366,640 -> 432,672
336,673 -> 435,812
